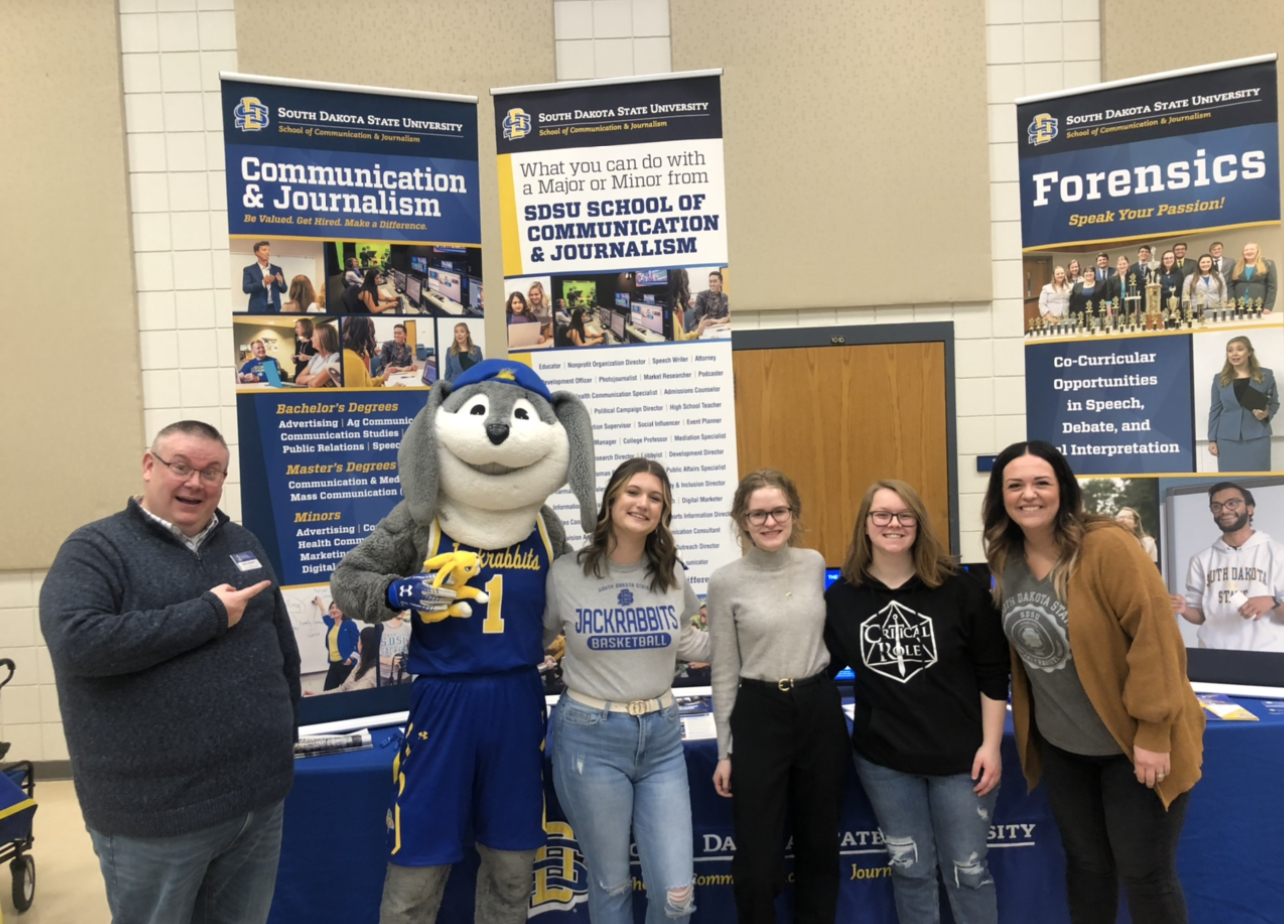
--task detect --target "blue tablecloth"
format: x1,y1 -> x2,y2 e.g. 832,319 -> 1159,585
269,699 -> 1284,923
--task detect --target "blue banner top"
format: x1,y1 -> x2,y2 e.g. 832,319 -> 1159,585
222,78 -> 478,161
1017,60 -> 1276,159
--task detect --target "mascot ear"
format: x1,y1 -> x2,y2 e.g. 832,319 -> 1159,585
552,390 -> 598,533
399,379 -> 452,527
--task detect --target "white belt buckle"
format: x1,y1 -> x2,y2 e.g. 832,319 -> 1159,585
627,700 -> 649,716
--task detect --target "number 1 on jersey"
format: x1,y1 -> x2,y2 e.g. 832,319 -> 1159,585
482,575 -> 504,634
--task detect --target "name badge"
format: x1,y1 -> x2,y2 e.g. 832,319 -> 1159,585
231,551 -> 263,572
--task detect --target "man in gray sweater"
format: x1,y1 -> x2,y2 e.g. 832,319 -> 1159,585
40,421 -> 301,924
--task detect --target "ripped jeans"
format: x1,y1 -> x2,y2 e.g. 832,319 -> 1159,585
853,751 -> 999,924
551,693 -> 695,924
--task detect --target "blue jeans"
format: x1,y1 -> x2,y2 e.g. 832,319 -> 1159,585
853,752 -> 999,924
551,693 -> 696,924
88,799 -> 285,924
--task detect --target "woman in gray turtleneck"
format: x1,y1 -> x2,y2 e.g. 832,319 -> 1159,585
707,469 -> 848,924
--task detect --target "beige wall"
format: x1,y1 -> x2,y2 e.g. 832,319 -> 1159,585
1103,0 -> 1284,255
671,0 -> 994,310
234,0 -> 556,359
0,0 -> 145,570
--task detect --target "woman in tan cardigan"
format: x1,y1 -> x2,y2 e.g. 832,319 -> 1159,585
983,441 -> 1203,924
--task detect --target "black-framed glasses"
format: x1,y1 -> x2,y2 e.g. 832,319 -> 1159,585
153,453 -> 227,485
1209,499 -> 1245,513
746,507 -> 792,526
869,511 -> 918,527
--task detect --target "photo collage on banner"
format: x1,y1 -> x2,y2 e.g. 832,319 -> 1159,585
1018,55 -> 1284,660
221,74 -> 483,692
491,71 -> 739,591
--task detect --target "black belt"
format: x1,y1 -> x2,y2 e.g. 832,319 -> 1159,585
739,671 -> 827,693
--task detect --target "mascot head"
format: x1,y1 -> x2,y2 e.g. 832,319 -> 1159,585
398,359 -> 597,535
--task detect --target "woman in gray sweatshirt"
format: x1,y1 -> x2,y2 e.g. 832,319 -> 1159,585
543,458 -> 709,924
707,469 -> 849,924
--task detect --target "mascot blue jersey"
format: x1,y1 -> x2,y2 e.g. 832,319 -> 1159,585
408,514 -> 554,677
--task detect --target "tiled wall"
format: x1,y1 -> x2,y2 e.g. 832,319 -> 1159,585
13,0 -> 1098,763
733,0 -> 1100,561
4,0 -> 242,764
553,0 -> 672,79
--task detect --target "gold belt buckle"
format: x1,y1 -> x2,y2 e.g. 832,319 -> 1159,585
777,678 -> 794,692
627,700 -> 649,716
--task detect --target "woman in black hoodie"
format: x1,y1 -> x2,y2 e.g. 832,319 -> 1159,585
824,479 -> 1010,924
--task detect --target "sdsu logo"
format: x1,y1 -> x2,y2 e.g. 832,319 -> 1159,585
502,108 -> 532,141
1027,112 -> 1058,146
617,588 -> 634,607
860,601 -> 937,683
234,96 -> 270,132
530,819 -> 588,915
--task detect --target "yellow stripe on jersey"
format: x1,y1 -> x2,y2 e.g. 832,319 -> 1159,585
393,771 -> 406,855
535,513 -> 554,560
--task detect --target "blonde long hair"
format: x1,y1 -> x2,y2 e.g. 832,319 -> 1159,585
1219,335 -> 1266,387
841,480 -> 955,588
1233,242 -> 1269,280
1114,506 -> 1151,541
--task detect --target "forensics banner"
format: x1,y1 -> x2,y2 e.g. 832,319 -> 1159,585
491,71 -> 738,592
221,73 -> 483,684
1018,56 -> 1279,251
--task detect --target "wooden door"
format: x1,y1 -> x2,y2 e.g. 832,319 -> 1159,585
732,341 -> 951,566
1023,256 -> 1052,331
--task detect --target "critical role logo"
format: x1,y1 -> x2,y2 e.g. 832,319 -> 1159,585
234,96 -> 270,132
1027,112 -> 1058,146
617,588 -> 635,607
503,108 -> 532,141
860,602 -> 937,683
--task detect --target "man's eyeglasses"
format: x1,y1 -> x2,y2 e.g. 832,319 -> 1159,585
746,507 -> 792,526
1209,499 -> 1246,513
153,454 -> 227,485
869,511 -> 918,527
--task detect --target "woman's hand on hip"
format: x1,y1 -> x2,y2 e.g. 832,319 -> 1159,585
713,759 -> 733,798
971,742 -> 1002,796
1133,746 -> 1171,788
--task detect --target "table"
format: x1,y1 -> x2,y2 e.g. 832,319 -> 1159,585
268,699 -> 1284,923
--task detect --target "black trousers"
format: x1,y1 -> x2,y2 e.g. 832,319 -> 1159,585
1041,740 -> 1190,924
324,660 -> 352,690
729,675 -> 849,924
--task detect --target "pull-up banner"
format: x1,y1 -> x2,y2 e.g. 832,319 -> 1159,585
490,70 -> 738,595
221,73 -> 483,683
1018,56 -> 1279,251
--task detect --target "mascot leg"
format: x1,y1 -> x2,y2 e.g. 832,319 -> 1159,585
474,844 -> 537,924
380,862 -> 451,924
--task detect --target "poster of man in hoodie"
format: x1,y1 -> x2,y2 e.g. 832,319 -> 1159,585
1170,480 -> 1284,652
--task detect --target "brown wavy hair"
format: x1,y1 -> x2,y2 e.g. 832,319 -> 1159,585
982,441 -> 1112,601
579,458 -> 678,593
730,469 -> 804,550
841,480 -> 955,588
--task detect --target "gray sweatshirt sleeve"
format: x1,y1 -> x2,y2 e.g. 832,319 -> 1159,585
674,581 -> 710,662
542,563 -> 564,648
707,565 -> 741,760
41,536 -> 226,678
